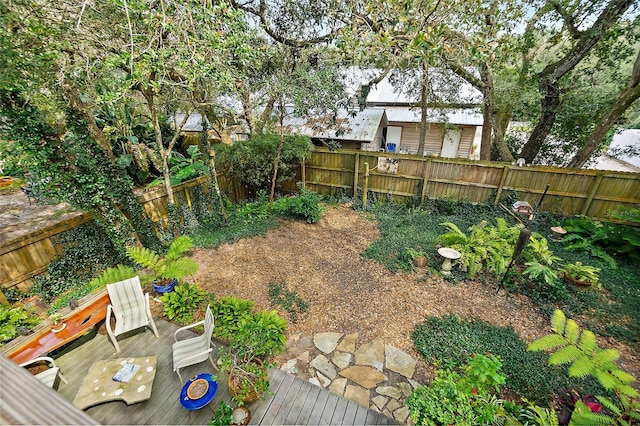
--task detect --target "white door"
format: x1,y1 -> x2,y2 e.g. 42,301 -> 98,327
441,128 -> 461,158
386,127 -> 402,152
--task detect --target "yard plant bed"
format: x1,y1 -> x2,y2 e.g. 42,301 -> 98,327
186,204 -> 640,394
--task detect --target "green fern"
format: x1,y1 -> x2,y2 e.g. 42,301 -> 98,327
126,246 -> 162,270
527,334 -> 568,352
88,265 -> 137,290
126,236 -> 198,283
164,235 -> 193,262
569,401 -> 614,425
550,309 -> 566,334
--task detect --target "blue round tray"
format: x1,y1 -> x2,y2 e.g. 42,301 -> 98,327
180,374 -> 217,410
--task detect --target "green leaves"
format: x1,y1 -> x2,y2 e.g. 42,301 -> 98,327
159,283 -> 207,324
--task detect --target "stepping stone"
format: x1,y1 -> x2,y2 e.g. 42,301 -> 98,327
328,377 -> 347,395
332,351 -> 352,369
314,332 -> 344,354
397,382 -> 414,397
310,354 -> 337,379
317,371 -> 331,387
354,339 -> 385,371
309,377 -> 321,387
336,332 -> 359,353
371,395 -> 388,410
386,399 -> 401,411
409,378 -> 421,389
394,406 -> 410,423
344,385 -> 370,407
280,359 -> 297,372
385,344 -> 416,378
376,385 -> 402,399
297,350 -> 310,364
339,365 -> 388,389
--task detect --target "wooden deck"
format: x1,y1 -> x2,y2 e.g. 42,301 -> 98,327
51,319 -> 397,425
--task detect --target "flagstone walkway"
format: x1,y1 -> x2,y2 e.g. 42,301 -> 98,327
279,332 -> 419,424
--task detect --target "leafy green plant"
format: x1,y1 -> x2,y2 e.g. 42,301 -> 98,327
272,185 -> 324,223
211,296 -> 255,342
268,281 -> 309,323
159,283 -> 208,324
149,146 -> 207,186
127,235 -> 199,285
0,305 -> 39,344
528,310 -> 639,425
523,261 -> 558,286
561,261 -> 601,286
209,401 -> 233,426
407,354 -> 507,426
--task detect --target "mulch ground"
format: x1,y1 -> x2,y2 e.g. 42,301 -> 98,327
186,204 -> 640,385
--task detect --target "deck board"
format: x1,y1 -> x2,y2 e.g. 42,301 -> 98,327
47,318 -> 395,425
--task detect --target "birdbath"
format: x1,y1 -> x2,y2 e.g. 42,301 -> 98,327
549,226 -> 567,241
438,247 -> 461,275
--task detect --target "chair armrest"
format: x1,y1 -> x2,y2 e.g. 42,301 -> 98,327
173,319 -> 206,342
106,304 -> 114,333
19,356 -> 57,369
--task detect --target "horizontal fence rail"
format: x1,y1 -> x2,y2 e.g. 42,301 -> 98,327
302,149 -> 640,221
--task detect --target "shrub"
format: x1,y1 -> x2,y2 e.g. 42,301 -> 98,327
272,186 -> 324,223
211,296 -> 255,342
159,283 -> 208,324
0,305 -> 40,344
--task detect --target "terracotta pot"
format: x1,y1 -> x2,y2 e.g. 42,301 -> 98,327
563,272 -> 592,289
412,256 -> 428,268
231,406 -> 251,426
227,371 -> 261,404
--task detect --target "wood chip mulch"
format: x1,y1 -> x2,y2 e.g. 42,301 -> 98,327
186,204 -> 640,385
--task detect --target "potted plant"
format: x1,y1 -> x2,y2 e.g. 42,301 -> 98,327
218,308 -> 287,405
126,235 -> 199,294
49,312 -> 65,333
561,261 -> 600,287
404,248 -> 428,268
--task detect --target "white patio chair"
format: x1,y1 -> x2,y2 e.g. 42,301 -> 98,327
19,356 -> 69,389
172,304 -> 218,383
106,276 -> 159,353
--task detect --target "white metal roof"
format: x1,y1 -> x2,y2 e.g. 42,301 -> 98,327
169,112 -> 209,132
282,108 -> 388,142
381,106 -> 483,125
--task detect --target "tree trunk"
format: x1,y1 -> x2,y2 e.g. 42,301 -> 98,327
568,49 -> 640,168
418,65 -> 429,156
64,84 -> 116,161
269,112 -> 285,210
519,0 -> 634,163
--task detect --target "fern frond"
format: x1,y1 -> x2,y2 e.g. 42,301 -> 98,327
577,330 -> 598,354
569,401 -> 614,425
528,334 -> 568,352
595,396 -> 622,415
89,265 -> 137,290
594,369 -> 619,390
592,348 -> 620,369
610,368 -> 637,385
615,384 -> 639,399
164,235 -> 193,262
550,310 -> 566,334
568,355 -> 594,378
127,246 -> 162,270
564,320 -> 580,344
161,258 -> 199,280
549,345 -> 582,366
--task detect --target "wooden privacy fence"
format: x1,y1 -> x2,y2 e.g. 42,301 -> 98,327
1,177 -> 215,293
301,149 -> 640,221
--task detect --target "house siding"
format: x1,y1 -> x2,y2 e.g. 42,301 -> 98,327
390,122 -> 475,158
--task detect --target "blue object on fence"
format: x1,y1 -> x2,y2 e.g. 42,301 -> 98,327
387,143 -> 396,153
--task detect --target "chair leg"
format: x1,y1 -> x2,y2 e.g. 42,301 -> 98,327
149,318 -> 159,338
58,370 -> 69,385
208,355 -> 220,372
176,368 -> 183,384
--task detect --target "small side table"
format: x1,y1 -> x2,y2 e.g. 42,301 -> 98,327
180,373 -> 218,411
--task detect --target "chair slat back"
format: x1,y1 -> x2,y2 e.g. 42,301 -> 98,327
106,277 -> 145,323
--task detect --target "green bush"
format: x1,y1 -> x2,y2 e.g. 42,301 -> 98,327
411,314 -> 604,404
159,283 -> 209,324
215,133 -> 312,195
0,305 -> 40,344
273,186 -> 324,223
211,295 -> 255,342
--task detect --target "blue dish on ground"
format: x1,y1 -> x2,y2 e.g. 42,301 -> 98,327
180,373 -> 218,410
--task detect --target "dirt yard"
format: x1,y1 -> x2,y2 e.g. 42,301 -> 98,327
187,204 -> 639,383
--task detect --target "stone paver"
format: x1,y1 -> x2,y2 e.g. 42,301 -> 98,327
385,345 -> 417,378
339,365 -> 388,389
328,377 -> 347,395
336,332 -> 358,353
376,385 -> 402,399
313,332 -> 344,354
332,351 -> 352,369
371,395 -> 388,410
354,338 -> 385,371
310,354 -> 338,379
344,385 -> 370,407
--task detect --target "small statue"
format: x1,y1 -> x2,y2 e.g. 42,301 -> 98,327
68,299 -> 79,310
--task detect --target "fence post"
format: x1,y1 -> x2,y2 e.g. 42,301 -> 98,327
362,162 -> 369,208
353,152 -> 360,198
581,173 -> 604,215
494,165 -> 511,206
301,160 -> 306,189
420,158 -> 432,204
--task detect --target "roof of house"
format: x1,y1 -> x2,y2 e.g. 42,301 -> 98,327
281,108 -> 388,142
593,129 -> 640,172
381,106 -> 483,126
169,112 -> 209,132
